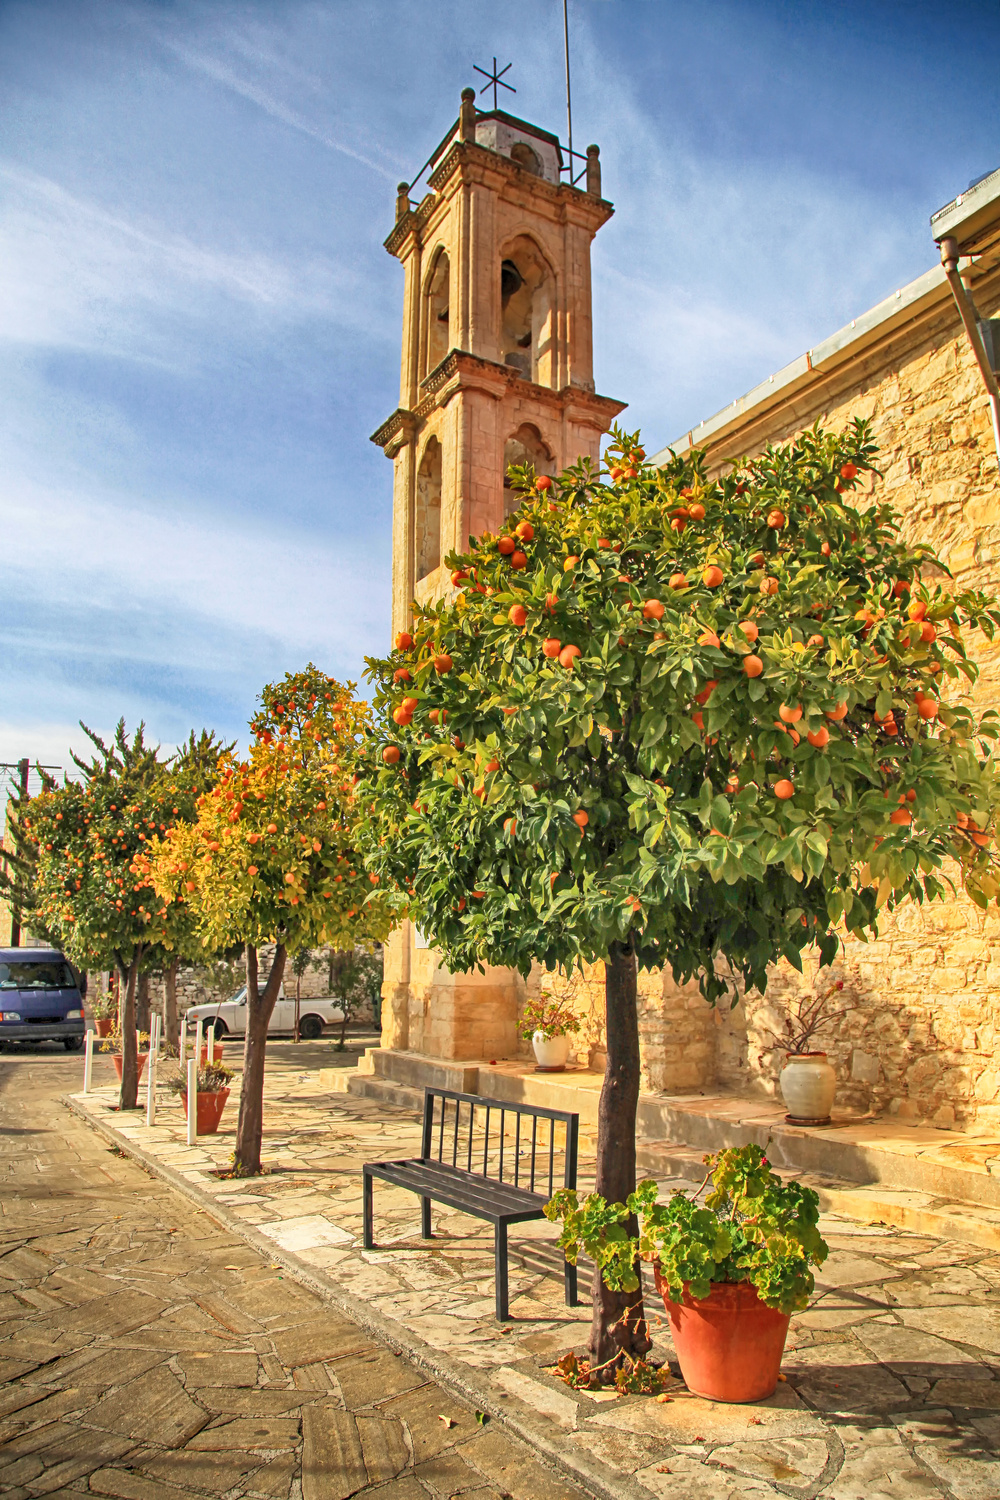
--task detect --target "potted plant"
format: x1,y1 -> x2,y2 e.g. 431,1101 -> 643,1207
545,1144 -> 827,1403
90,988 -> 117,1039
168,1062 -> 234,1136
760,980 -> 849,1124
98,1029 -> 149,1083
520,992 -> 581,1071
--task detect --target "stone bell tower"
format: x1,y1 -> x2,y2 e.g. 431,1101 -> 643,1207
370,88 -> 625,1064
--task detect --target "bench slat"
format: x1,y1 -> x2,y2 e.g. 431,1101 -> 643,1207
365,1158 -> 548,1221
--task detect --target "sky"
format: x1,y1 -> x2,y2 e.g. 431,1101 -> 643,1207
1,0 -> 998,782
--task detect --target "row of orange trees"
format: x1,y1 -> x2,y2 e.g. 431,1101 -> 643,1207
13,420 -> 1000,1357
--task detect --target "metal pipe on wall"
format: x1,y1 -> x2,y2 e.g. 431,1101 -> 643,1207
938,235 -> 1000,465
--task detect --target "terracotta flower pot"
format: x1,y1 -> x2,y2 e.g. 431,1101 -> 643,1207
197,1044 -> 224,1066
179,1088 -> 230,1135
94,1018 -> 114,1038
112,1053 -> 148,1083
532,1031 -> 570,1071
655,1268 -> 791,1403
780,1052 -> 836,1123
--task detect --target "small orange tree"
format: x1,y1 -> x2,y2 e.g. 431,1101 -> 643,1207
361,423 -> 1000,1365
12,722 -> 228,1109
146,667 -> 393,1175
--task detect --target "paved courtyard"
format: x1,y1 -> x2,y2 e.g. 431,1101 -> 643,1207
53,1039 -> 1000,1500
0,1047 -> 588,1500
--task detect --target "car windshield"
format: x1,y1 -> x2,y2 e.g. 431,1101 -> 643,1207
0,960 -> 76,990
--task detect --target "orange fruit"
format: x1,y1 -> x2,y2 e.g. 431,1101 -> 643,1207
908,600 -> 927,621
807,726 -> 830,748
738,619 -> 759,643
509,604 -> 527,627
643,599 -> 665,621
774,779 -> 795,799
840,462 -> 858,480
668,572 -> 687,590
760,577 -> 779,596
825,701 -> 848,721
434,653 -> 453,673
820,542 -> 831,558
695,679 -> 717,705
382,746 -> 400,765
779,703 -> 802,724
670,516 -> 686,533
542,638 -> 562,658
402,697 -> 418,711
688,502 -> 706,520
451,569 -> 467,585
807,634 -> 824,648
247,865 -> 258,877
921,621 -> 937,643
504,818 -> 517,836
743,655 -> 764,677
515,521 -> 534,541
889,808 -> 911,826
703,564 -> 724,589
917,697 -> 939,719
564,555 -> 579,572
535,475 -> 553,492
498,535 -> 516,556
774,721 -> 800,745
393,667 -> 411,683
572,810 -> 589,829
392,707 -> 412,726
559,644 -> 582,669
692,710 -> 705,731
698,629 -> 721,649
395,631 -> 413,650
767,509 -> 786,529
971,830 -> 991,847
511,550 -> 528,570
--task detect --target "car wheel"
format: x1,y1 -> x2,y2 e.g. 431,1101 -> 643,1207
210,1019 -> 228,1038
298,1015 -> 323,1040
64,1036 -> 84,1052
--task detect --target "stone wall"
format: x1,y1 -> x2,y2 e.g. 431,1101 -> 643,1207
674,265 -> 1000,1130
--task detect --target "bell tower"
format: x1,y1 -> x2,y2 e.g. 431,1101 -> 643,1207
372,86 -> 626,624
369,88 -> 625,1065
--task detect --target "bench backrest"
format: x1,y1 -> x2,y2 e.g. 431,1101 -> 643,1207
421,1087 -> 579,1197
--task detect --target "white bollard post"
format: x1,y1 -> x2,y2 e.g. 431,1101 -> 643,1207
179,1011 -> 186,1068
206,1022 -> 215,1067
83,1029 -> 93,1094
186,1056 -> 197,1145
194,1016 -> 203,1072
146,1015 -> 159,1127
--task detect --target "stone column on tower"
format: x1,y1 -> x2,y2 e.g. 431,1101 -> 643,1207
370,90 -> 625,1065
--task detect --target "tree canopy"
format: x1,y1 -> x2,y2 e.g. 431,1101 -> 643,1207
361,422 -> 1000,1003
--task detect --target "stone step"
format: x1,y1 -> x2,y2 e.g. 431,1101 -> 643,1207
636,1137 -> 1000,1253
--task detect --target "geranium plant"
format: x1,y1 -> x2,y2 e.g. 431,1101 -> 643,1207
519,991 -> 581,1041
545,1143 -> 827,1316
361,421 -> 1000,1366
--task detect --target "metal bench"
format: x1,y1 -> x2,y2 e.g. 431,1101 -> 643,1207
363,1086 -> 580,1321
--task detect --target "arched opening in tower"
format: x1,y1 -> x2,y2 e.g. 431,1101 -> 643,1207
415,437 -> 443,581
503,424 -> 553,518
423,250 -> 450,377
500,237 -> 554,386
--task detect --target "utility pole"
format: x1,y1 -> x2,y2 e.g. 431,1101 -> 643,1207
9,759 -> 29,948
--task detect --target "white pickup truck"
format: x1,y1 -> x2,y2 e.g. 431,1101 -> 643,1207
183,986 -> 345,1042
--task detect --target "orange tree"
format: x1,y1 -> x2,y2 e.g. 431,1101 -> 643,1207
14,721 -> 227,1109
145,667 -> 393,1175
360,422 -> 1000,1365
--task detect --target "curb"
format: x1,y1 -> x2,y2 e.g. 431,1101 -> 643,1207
62,1093 -> 652,1500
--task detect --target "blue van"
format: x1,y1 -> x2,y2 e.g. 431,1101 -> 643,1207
0,948 -> 86,1051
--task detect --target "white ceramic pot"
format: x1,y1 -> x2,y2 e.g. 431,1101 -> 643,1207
532,1032 -> 570,1071
780,1052 -> 836,1123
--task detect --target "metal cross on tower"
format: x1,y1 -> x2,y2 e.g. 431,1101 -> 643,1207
473,58 -> 515,112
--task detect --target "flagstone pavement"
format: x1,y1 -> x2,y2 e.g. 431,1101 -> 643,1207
13,1037 -> 1000,1499
0,1046 -> 589,1500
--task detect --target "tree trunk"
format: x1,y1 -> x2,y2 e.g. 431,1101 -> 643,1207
164,960 -> 179,1050
136,970 -> 150,1034
589,942 -> 651,1370
117,951 -> 142,1111
233,942 -> 286,1175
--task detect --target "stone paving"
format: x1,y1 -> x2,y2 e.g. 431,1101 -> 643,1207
60,1039 -> 1000,1499
0,1047 -> 590,1499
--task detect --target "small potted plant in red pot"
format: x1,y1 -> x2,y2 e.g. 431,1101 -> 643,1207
546,1144 -> 827,1403
90,990 -> 117,1039
169,1062 -> 234,1135
98,1029 -> 149,1082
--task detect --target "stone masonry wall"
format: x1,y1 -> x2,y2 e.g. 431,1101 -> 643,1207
703,272 -> 1000,1130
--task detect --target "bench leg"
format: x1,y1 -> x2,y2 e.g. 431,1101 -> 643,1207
363,1172 -> 374,1249
420,1196 -> 432,1239
564,1256 -> 578,1308
495,1221 -> 509,1322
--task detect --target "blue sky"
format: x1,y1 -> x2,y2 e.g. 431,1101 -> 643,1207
2,0 -> 998,779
